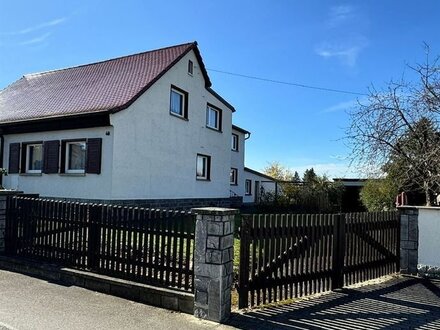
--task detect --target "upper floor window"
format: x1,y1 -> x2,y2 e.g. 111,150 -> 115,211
230,168 -> 238,185
188,60 -> 193,75
26,143 -> 43,173
231,134 -> 239,151
206,104 -> 222,131
196,154 -> 211,180
65,141 -> 86,174
245,179 -> 252,195
170,85 -> 188,119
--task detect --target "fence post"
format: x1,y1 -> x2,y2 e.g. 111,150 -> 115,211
88,204 -> 102,270
238,215 -> 250,309
398,207 -> 418,275
331,213 -> 346,290
0,191 -> 23,255
191,207 -> 238,323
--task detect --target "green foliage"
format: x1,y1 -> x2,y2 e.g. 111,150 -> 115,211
360,178 -> 399,211
261,163 -> 344,213
302,168 -> 317,184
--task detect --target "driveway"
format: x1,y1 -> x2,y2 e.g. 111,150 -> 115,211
228,276 -> 440,329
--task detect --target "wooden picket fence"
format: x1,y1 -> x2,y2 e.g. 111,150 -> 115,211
238,211 -> 400,308
5,196 -> 195,292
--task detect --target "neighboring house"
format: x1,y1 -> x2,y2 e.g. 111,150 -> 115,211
230,125 -> 250,198
0,42 -> 247,208
333,178 -> 367,212
243,167 -> 277,204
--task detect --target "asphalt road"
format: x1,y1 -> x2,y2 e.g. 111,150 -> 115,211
0,269 -> 232,330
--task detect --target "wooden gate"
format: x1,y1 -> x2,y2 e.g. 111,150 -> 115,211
238,211 -> 400,308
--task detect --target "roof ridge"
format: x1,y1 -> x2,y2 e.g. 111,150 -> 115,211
24,41 -> 197,78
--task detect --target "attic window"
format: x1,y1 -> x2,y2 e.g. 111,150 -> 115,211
170,85 -> 188,119
188,60 -> 193,75
206,104 -> 222,131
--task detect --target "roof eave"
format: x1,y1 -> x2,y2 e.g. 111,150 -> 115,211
232,124 -> 250,134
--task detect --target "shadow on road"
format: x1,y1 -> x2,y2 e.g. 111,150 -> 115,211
228,277 -> 440,329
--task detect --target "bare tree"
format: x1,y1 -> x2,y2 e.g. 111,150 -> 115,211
347,48 -> 440,205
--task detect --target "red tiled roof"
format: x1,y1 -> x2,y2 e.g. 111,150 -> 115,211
0,42 -> 211,124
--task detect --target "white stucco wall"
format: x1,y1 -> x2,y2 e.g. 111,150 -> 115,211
109,49 -> 233,199
418,208 -> 440,266
2,49 -> 235,201
242,169 -> 276,204
230,129 -> 245,198
3,127 -> 114,199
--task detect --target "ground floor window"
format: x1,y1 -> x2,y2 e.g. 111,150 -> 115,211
26,143 -> 43,173
65,141 -> 86,173
196,154 -> 211,180
230,168 -> 238,185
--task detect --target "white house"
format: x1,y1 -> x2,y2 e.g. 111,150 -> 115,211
0,42 -> 253,208
242,167 -> 277,204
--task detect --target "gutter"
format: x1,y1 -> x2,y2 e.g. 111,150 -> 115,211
0,134 -> 3,187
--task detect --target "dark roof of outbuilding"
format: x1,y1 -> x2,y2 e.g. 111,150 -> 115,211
0,42 -> 233,125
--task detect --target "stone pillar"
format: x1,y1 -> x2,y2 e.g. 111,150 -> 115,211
191,207 -> 237,323
399,207 -> 419,275
0,191 -> 23,253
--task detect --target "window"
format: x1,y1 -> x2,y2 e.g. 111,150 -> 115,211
65,141 -> 86,173
245,179 -> 252,195
231,134 -> 239,151
188,60 -> 193,75
170,86 -> 188,119
26,144 -> 43,173
230,168 -> 238,185
206,104 -> 222,131
196,154 -> 211,180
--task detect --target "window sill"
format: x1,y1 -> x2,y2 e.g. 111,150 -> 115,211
245,193 -> 252,196
20,173 -> 42,176
206,126 -> 222,133
231,149 -> 239,152
196,178 -> 211,181
59,173 -> 86,177
170,112 -> 188,121
230,183 -> 238,186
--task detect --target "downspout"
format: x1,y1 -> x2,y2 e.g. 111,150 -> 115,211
0,134 -> 4,188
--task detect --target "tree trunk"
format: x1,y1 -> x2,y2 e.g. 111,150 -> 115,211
424,181 -> 431,206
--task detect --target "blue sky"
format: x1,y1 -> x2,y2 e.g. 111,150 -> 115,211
1,1 -> 439,178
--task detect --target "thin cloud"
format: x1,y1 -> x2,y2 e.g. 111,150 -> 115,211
1,17 -> 66,36
327,5 -> 354,28
19,32 -> 52,46
316,43 -> 366,67
320,98 -> 365,113
316,4 -> 369,68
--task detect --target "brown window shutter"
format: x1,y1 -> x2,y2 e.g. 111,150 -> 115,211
86,138 -> 102,174
20,143 -> 27,174
43,140 -> 60,174
8,143 -> 20,174
60,141 -> 66,173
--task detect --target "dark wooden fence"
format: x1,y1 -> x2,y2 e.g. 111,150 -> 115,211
238,211 -> 400,308
5,197 -> 195,292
